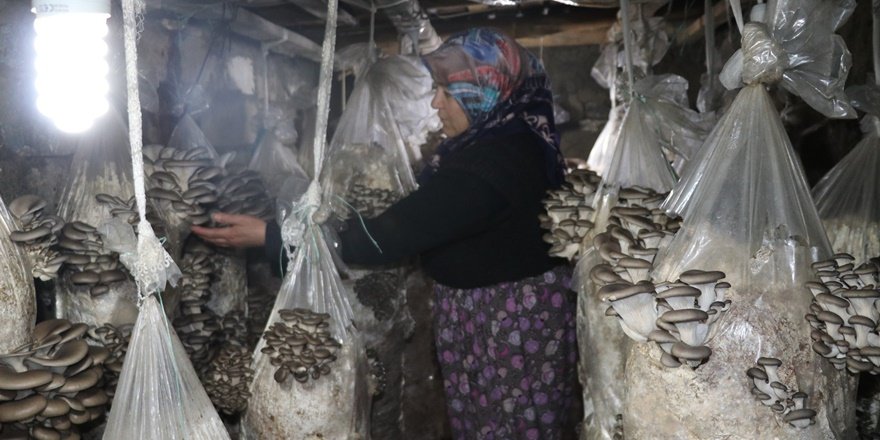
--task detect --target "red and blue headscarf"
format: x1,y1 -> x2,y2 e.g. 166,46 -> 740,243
421,28 -> 565,186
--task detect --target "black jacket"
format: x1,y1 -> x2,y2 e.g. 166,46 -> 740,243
265,131 -> 566,288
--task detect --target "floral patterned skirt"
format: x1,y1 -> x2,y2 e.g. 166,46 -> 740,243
433,265 -> 577,440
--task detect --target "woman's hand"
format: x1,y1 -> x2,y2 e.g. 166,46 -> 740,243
191,213 -> 267,248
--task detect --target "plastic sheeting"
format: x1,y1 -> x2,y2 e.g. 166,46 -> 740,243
812,114 -> 880,263
103,294 -> 230,439
0,195 -> 35,353
632,85 -> 855,439
322,55 -> 439,219
248,125 -> 308,199
242,224 -> 369,439
586,106 -> 625,176
573,249 -> 630,440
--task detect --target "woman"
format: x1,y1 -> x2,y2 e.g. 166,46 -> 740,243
193,28 -> 577,439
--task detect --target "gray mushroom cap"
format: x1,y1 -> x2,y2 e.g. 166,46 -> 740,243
746,367 -> 768,381
618,257 -> 653,269
598,282 -> 655,302
678,270 -> 726,285
660,309 -> 709,323
816,310 -> 844,325
815,293 -> 850,309
656,286 -> 701,300
0,367 -> 53,390
670,342 -> 711,361
0,394 -> 48,423
590,264 -> 623,285
648,329 -> 678,344
757,357 -> 782,367
849,315 -> 875,328
783,408 -> 817,422
842,289 -> 880,299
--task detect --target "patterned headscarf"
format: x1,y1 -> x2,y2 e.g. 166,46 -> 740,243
421,28 -> 565,186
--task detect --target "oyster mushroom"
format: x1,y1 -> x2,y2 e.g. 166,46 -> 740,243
783,408 -> 817,429
669,342 -> 711,368
599,282 -> 658,342
655,285 -> 700,311
660,309 -> 710,347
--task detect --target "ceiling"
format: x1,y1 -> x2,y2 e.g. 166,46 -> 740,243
148,0 -> 717,60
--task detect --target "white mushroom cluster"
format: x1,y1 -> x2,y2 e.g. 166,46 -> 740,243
57,221 -> 129,298
199,343 -> 253,416
173,247 -> 222,370
262,308 -> 341,384
804,253 -> 880,374
8,195 -> 66,281
540,169 -> 600,260
591,191 -> 730,368
0,319 -> 111,439
746,357 -> 817,429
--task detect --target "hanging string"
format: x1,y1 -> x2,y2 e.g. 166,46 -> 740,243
620,0 -> 636,100
121,0 -> 179,297
369,1 -> 377,62
705,0 -> 717,93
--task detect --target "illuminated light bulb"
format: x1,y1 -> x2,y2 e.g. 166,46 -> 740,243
32,0 -> 111,133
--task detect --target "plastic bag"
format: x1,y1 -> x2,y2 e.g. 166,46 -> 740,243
242,221 -> 370,439
0,194 -> 36,353
629,2 -> 858,436
248,126 -> 308,199
168,114 -> 220,159
103,294 -> 231,439
591,7 -> 670,93
335,42 -> 380,83
322,55 -> 439,219
587,106 -> 625,175
54,110 -> 140,326
812,113 -> 880,262
719,0 -> 856,119
573,248 -> 630,440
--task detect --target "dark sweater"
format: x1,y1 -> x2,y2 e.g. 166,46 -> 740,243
265,132 -> 566,288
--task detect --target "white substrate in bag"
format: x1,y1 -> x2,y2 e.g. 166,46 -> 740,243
55,279 -> 138,327
103,294 -> 230,439
207,251 -> 248,316
243,341 -> 362,439
623,284 -> 856,440
56,111 -> 138,325
0,197 -> 35,353
634,85 -> 856,438
242,227 -> 369,439
574,250 -> 629,440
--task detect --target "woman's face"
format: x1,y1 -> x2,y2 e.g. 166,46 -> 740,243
431,86 -> 470,138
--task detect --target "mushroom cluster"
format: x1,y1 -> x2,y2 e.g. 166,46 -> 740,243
366,348 -> 386,397
214,169 -> 275,222
746,357 -> 817,428
199,343 -> 253,416
87,323 -> 131,402
353,272 -> 401,321
540,169 -> 601,259
220,310 -> 250,347
246,288 -> 276,348
0,319 -> 111,439
173,247 -> 222,370
804,254 -> 880,374
8,195 -> 66,281
591,190 -> 730,368
341,183 -> 401,220
56,221 -> 129,298
142,145 -> 220,257
261,308 -> 341,384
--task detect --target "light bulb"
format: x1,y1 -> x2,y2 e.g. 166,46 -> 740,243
32,0 -> 111,134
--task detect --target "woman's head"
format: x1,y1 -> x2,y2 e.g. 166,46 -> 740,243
419,28 -> 565,187
423,28 -> 542,136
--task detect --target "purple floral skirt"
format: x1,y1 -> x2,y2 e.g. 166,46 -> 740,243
433,265 -> 577,440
